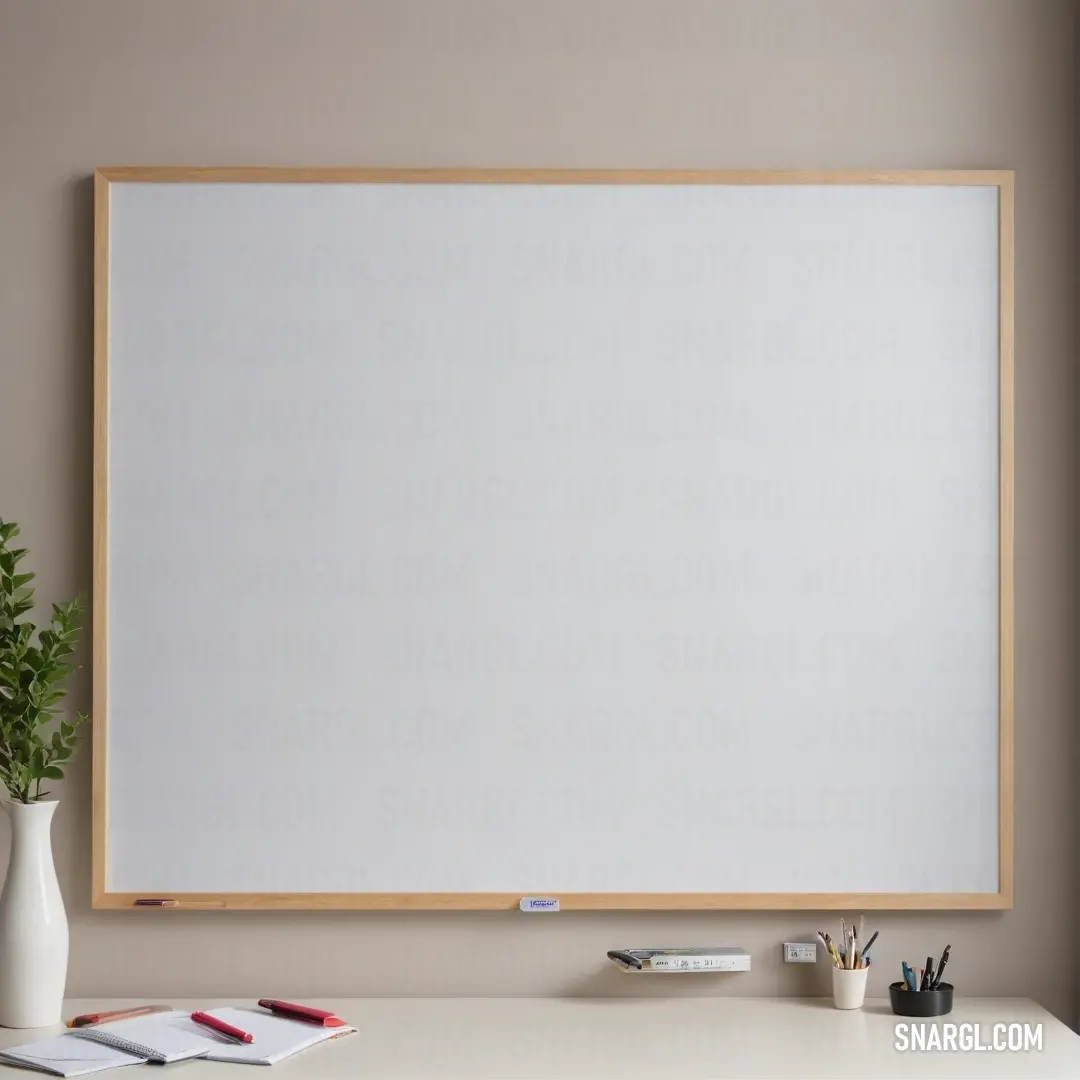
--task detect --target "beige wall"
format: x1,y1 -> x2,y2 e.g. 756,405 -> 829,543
0,0 -> 1076,1023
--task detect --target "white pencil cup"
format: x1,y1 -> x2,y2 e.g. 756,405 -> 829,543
832,966 -> 869,1010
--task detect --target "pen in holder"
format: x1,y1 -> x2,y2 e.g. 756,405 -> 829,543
832,965 -> 869,1010
820,918 -> 874,1010
890,945 -> 953,1015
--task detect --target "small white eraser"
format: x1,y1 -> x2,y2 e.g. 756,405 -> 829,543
519,897 -> 560,912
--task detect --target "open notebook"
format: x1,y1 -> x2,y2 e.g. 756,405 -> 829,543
0,1012 -> 215,1076
71,1011 -> 215,1063
196,1007 -> 356,1065
0,1035 -> 148,1077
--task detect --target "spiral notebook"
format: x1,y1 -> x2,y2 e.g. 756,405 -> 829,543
0,1034 -> 148,1077
0,1009 -> 215,1077
70,1018 -> 213,1065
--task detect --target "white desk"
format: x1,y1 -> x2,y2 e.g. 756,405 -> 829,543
1,998 -> 1078,1079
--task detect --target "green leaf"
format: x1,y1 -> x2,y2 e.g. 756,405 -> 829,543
40,767 -> 64,780
5,597 -> 32,621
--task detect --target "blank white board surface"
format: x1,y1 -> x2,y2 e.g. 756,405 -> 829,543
96,172 -> 1010,907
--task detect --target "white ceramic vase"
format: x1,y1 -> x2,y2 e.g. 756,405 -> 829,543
0,800 -> 69,1028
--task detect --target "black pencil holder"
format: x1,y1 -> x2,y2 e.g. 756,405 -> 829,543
889,982 -> 954,1017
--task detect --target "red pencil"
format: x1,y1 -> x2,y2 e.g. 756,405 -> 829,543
68,1005 -> 172,1028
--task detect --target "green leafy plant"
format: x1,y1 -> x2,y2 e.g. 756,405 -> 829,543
0,519 -> 87,803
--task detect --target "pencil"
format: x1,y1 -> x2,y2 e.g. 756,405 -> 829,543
69,1005 -> 172,1028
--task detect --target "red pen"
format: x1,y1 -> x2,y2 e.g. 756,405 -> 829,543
191,1011 -> 254,1044
257,999 -> 345,1027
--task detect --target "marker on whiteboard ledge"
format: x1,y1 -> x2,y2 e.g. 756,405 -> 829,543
133,898 -> 227,908
519,897 -> 560,912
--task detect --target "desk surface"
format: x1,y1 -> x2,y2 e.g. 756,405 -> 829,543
1,998 -> 1077,1079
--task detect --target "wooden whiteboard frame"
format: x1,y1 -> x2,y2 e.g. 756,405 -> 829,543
91,168 -> 1014,911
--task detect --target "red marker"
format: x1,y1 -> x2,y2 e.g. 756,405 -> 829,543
191,1011 -> 254,1044
257,999 -> 345,1027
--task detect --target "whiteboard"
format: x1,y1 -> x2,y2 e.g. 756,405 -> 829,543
93,170 -> 1013,909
